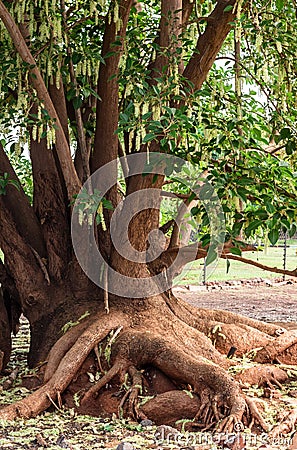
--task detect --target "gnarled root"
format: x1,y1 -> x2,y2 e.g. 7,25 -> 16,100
109,330 -> 265,432
0,312 -> 127,421
44,315 -> 95,382
245,397 -> 269,432
118,366 -> 146,420
206,322 -> 273,357
140,390 -> 201,426
270,409 -> 297,439
81,357 -> 129,405
254,330 -> 297,364
167,294 -> 284,337
235,365 -> 288,389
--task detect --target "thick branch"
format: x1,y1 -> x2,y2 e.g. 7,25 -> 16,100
0,200 -> 48,313
0,1 -> 81,200
48,82 -> 70,146
182,0 -> 194,26
91,0 -> 133,173
183,0 -> 238,90
151,239 -> 297,280
61,0 -> 90,182
221,253 -> 297,278
0,281 -> 11,371
0,142 -> 46,257
91,0 -> 133,258
149,241 -> 258,278
0,260 -> 21,336
160,0 -> 183,71
169,198 -> 195,248
30,123 -> 71,281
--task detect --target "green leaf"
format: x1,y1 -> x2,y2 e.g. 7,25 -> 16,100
73,96 -> 82,110
268,229 -> 279,246
226,259 -> 231,274
191,206 -> 199,216
285,140 -> 295,155
280,127 -> 291,139
276,0 -> 284,10
119,113 -> 128,122
102,199 -> 114,210
72,52 -> 82,64
199,183 -> 213,200
230,247 -> 242,256
142,133 -> 156,143
264,200 -> 275,214
245,219 -> 262,237
142,112 -> 152,120
289,224 -> 297,238
205,247 -> 217,266
8,179 -> 20,191
224,5 -> 233,12
232,221 -> 244,236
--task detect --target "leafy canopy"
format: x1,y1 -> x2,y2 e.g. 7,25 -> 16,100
0,0 -> 297,248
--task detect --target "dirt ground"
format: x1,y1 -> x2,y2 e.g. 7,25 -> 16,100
174,277 -> 297,328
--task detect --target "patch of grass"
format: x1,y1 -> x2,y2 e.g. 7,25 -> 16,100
175,245 -> 297,285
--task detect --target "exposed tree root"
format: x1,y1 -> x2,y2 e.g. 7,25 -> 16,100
245,397 -> 269,432
165,295 -> 294,361
2,293 -> 297,440
166,294 -> 283,337
121,366 -> 145,420
44,315 -> 95,382
270,409 -> 297,439
140,390 -> 201,426
254,330 -> 297,364
206,321 -> 273,356
0,313 -> 127,420
81,357 -> 129,405
235,365 -> 288,388
110,330 -> 264,432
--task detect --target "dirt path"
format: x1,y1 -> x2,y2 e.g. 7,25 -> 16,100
174,278 -> 297,327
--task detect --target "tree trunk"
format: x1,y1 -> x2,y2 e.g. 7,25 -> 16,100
0,284 -> 11,370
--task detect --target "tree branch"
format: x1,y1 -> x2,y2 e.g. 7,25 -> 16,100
0,1 -> 81,200
61,0 -> 90,183
29,123 -> 72,281
90,0 -> 134,259
0,200 -> 48,311
182,0 -> 194,26
0,142 -> 46,258
91,0 -> 134,173
169,198 -> 196,248
183,0 -> 238,90
150,239 -> 297,280
220,253 -> 297,278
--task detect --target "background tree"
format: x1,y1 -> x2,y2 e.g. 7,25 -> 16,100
0,0 -> 297,434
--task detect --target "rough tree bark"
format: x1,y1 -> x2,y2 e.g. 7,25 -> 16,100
0,0 -> 297,439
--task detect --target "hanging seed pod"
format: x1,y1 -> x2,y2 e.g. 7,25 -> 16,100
32,125 -> 37,142
152,104 -> 160,121
113,1 -> 119,23
116,18 -> 122,33
135,132 -> 141,150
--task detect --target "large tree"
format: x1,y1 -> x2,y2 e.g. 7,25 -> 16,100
0,0 -> 297,436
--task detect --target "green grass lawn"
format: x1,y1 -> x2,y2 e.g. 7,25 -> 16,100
174,244 -> 297,285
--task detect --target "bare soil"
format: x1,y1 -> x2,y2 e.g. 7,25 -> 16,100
174,277 -> 297,328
